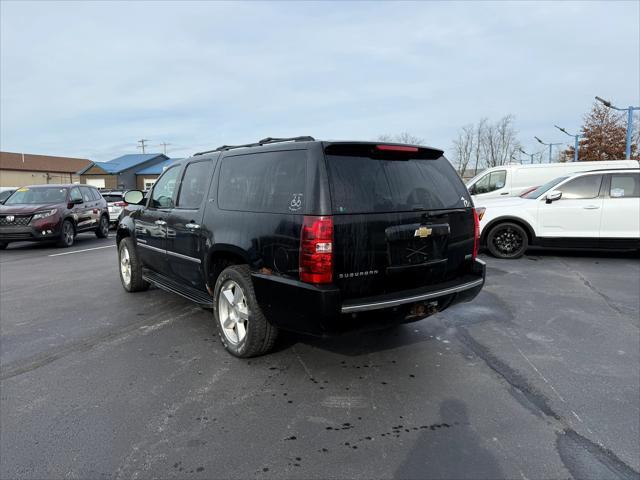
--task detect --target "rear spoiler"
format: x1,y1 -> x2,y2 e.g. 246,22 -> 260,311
323,142 -> 444,160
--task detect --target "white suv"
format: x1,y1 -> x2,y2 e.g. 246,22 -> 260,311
476,168 -> 640,258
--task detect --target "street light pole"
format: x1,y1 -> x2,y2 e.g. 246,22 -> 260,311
595,96 -> 640,159
519,148 -> 534,164
554,125 -> 582,162
534,136 -> 563,163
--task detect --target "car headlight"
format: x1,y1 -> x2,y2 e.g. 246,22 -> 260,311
31,209 -> 58,221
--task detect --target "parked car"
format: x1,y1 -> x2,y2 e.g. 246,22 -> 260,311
0,187 -> 17,204
100,190 -> 128,227
116,137 -> 485,357
0,184 -> 110,249
466,160 -> 639,201
477,168 -> 640,258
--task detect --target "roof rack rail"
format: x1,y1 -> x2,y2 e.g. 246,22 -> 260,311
193,136 -> 315,156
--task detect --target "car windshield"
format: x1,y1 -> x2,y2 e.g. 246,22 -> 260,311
522,176 -> 569,199
0,190 -> 15,202
4,187 -> 68,205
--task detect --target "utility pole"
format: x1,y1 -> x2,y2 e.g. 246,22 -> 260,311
554,125 -> 582,162
595,96 -> 640,159
137,139 -> 150,154
158,142 -> 171,155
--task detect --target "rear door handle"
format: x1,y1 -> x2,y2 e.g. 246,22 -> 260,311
155,220 -> 167,226
583,205 -> 600,210
185,223 -> 201,229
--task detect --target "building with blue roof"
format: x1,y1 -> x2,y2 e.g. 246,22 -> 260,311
78,153 -> 171,190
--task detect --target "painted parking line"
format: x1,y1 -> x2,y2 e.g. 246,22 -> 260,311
48,245 -> 116,257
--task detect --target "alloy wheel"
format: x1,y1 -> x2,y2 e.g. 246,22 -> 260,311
100,217 -> 109,236
493,227 -> 523,255
120,245 -> 131,287
63,222 -> 74,246
218,280 -> 249,345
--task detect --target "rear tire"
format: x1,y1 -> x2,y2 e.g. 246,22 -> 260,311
213,265 -> 278,358
118,237 -> 149,292
486,222 -> 528,259
56,220 -> 75,248
96,215 -> 109,238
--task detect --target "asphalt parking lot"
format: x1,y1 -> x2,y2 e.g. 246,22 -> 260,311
0,235 -> 638,480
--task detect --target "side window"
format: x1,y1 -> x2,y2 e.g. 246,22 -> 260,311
609,173 -> 639,198
90,188 -> 102,201
490,170 -> 507,190
218,150 -> 306,213
471,174 -> 489,194
150,166 -> 181,209
472,170 -> 506,194
80,186 -> 94,202
70,187 -> 83,202
557,175 -> 603,200
176,160 -> 213,209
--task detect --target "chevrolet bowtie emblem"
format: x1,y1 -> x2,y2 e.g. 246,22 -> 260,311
414,226 -> 432,238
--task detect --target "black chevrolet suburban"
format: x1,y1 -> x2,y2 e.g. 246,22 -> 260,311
116,137 -> 485,357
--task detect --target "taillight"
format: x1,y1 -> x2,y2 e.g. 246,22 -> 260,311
472,208 -> 481,260
114,202 -> 128,207
300,216 -> 333,284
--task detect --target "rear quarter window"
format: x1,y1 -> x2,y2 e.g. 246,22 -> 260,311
218,150 -> 307,213
325,155 -> 470,214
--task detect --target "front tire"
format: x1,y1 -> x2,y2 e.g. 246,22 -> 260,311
56,220 -> 75,248
118,237 -> 149,292
486,222 -> 529,259
96,215 -> 109,238
213,265 -> 278,358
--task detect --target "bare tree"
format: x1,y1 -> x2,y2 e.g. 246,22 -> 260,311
452,124 -> 475,177
483,115 -> 521,167
472,118 -> 488,174
376,132 -> 424,145
453,115 -> 521,175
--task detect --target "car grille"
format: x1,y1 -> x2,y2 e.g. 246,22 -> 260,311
0,215 -> 32,226
0,232 -> 32,239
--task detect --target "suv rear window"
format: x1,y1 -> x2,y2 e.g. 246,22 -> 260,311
218,150 -> 306,213
102,194 -> 123,202
325,154 -> 470,214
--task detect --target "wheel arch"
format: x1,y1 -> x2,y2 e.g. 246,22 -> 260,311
116,216 -> 135,245
62,215 -> 77,234
205,245 -> 250,294
481,216 -> 537,246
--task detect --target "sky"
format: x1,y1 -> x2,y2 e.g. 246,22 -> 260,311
1,1 -> 639,162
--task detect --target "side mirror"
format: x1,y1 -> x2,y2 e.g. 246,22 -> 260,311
68,198 -> 83,208
124,190 -> 145,205
546,191 -> 562,204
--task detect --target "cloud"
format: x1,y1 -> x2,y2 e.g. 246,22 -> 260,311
1,1 -> 638,160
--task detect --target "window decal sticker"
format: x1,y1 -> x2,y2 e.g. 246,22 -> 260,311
289,193 -> 303,211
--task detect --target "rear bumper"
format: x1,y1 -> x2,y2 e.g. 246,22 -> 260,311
252,259 -> 486,335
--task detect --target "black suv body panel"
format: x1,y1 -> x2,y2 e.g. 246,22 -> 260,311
117,140 -> 485,336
